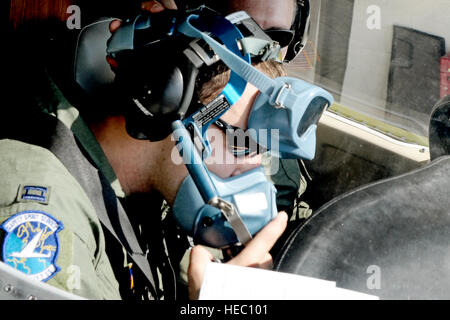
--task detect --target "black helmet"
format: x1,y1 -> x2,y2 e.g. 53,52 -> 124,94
284,0 -> 310,62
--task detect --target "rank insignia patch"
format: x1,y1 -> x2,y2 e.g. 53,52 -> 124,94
1,211 -> 64,282
17,185 -> 51,205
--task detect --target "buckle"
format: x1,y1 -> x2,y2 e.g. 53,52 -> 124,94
209,197 -> 253,245
274,83 -> 292,109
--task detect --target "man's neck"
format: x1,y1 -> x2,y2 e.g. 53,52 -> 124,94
88,115 -> 157,195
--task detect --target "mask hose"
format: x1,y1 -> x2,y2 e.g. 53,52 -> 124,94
172,120 -> 253,245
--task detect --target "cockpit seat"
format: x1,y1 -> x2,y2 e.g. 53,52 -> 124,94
274,155 -> 450,299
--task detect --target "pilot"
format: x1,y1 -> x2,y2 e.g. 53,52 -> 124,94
1,0 -> 302,300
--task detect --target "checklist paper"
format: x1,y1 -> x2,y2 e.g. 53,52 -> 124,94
199,262 -> 379,300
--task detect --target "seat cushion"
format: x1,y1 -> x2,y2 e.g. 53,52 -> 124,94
275,156 -> 450,299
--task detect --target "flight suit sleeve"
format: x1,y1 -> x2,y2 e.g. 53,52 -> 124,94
264,156 -> 312,220
0,140 -> 121,300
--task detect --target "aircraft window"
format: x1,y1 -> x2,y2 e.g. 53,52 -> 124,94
286,0 -> 450,147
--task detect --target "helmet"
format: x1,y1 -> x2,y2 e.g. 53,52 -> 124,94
74,4 -> 283,140
284,0 -> 310,62
184,0 -> 311,63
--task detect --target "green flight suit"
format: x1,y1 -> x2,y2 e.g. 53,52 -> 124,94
0,67 -> 311,299
0,76 -> 127,299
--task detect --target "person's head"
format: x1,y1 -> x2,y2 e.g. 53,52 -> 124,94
89,0 -> 297,204
193,0 -> 299,126
203,0 -> 298,58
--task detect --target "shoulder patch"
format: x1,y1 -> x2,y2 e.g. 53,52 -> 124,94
1,211 -> 64,282
17,185 -> 51,205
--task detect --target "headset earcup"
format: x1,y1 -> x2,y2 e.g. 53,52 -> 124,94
122,65 -> 186,141
153,66 -> 184,116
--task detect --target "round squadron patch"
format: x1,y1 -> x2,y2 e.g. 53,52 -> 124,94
1,211 -> 64,282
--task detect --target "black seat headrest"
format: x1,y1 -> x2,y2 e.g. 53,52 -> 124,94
429,95 -> 450,160
274,156 -> 450,299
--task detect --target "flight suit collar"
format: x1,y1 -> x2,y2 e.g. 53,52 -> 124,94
42,74 -> 126,198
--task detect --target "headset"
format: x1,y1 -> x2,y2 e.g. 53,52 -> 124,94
74,1 -> 311,141
73,3 -> 332,248
75,5 -> 284,141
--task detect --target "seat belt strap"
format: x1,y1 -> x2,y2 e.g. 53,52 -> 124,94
0,112 -> 158,299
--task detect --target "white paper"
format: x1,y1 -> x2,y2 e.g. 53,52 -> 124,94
199,262 -> 378,300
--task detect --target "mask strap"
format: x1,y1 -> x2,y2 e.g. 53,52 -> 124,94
183,13 -> 250,119
107,15 -> 152,56
193,15 -> 250,105
182,13 -> 251,156
179,15 -> 299,111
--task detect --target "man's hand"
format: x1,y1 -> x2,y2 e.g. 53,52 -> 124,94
187,211 -> 288,300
